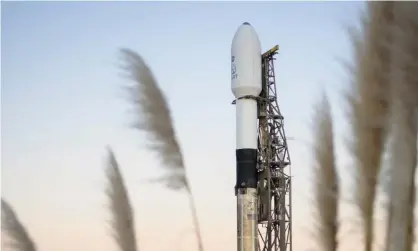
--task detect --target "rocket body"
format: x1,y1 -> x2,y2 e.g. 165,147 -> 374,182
231,22 -> 262,251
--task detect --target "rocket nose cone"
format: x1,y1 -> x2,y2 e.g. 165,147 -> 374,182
242,22 -> 251,26
231,21 -> 261,53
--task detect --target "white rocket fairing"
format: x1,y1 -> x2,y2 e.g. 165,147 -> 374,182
231,22 -> 262,251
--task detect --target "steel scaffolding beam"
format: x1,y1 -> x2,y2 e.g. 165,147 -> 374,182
257,45 -> 292,251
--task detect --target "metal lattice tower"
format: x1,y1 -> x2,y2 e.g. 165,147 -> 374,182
256,45 -> 292,251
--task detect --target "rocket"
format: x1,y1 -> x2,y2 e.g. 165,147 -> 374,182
231,22 -> 262,251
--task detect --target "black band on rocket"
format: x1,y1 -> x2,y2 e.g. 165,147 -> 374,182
235,149 -> 258,189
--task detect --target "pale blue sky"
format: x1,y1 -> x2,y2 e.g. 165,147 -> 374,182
2,2 -> 371,251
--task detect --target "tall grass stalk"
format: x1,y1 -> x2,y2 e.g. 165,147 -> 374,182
313,95 -> 339,251
1,199 -> 37,251
105,148 -> 139,251
345,2 -> 395,251
120,48 -> 204,251
385,3 -> 418,251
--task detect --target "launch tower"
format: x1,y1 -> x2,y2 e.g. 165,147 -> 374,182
256,46 -> 292,251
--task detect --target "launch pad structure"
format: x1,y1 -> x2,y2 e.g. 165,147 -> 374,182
256,45 -> 292,251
